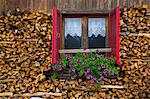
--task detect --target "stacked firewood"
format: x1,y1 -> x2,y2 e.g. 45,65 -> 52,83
118,4 -> 150,98
120,4 -> 150,34
120,35 -> 149,59
120,4 -> 150,59
1,4 -> 150,98
0,8 -> 52,41
0,9 -> 52,94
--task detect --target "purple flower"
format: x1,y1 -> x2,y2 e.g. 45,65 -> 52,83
110,70 -> 114,76
71,68 -> 76,73
87,52 -> 90,55
103,70 -> 107,76
82,62 -> 86,66
86,75 -> 90,80
87,68 -> 90,73
100,76 -> 104,80
68,69 -> 71,73
98,66 -> 101,70
78,58 -> 81,63
82,53 -> 86,56
52,66 -> 56,70
58,65 -> 62,71
90,80 -> 94,85
93,77 -> 97,81
96,80 -> 99,83
100,74 -> 104,80
70,61 -> 73,66
84,71 -> 87,75
88,58 -> 90,60
71,77 -> 74,80
69,55 -> 73,59
101,64 -> 105,68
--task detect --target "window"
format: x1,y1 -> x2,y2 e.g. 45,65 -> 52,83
64,18 -> 82,49
88,18 -> 106,48
63,15 -> 108,49
52,6 -> 120,65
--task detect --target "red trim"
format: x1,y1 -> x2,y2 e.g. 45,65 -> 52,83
52,6 -> 57,64
52,6 -> 62,65
116,6 -> 120,65
110,6 -> 120,65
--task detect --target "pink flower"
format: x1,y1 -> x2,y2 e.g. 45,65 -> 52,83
96,80 -> 99,83
110,70 -> 114,76
90,80 -> 94,85
70,61 -> 73,66
98,66 -> 101,70
69,55 -> 73,59
93,77 -> 97,81
87,52 -> 90,55
101,64 -> 105,68
68,69 -> 71,73
82,62 -> 86,66
87,68 -> 90,73
100,76 -> 104,80
58,65 -> 62,71
84,71 -> 87,75
103,69 -> 107,76
86,75 -> 90,80
71,77 -> 74,80
52,66 -> 56,70
78,58 -> 81,63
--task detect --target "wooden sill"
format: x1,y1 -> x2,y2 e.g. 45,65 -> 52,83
59,48 -> 112,53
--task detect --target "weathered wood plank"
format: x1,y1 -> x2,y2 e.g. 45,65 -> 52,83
0,0 -> 149,15
0,0 -> 5,15
59,48 -> 112,53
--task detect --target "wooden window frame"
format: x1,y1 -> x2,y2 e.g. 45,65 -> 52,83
61,14 -> 110,53
52,6 -> 120,65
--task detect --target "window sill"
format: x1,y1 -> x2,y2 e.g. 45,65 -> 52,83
59,48 -> 112,54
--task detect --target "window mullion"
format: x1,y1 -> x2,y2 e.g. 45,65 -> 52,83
82,16 -> 88,49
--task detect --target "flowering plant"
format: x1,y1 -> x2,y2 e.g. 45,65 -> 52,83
50,52 -> 119,85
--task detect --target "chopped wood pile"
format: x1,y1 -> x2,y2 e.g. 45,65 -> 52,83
0,4 -> 150,98
0,9 -> 52,94
120,4 -> 149,34
118,4 -> 150,98
120,4 -> 150,59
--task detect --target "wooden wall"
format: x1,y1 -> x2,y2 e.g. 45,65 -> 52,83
0,0 -> 149,15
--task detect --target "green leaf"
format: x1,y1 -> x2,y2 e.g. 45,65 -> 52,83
79,69 -> 85,75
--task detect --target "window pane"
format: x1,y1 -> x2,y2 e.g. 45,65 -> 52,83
65,18 -> 82,49
88,18 -> 106,48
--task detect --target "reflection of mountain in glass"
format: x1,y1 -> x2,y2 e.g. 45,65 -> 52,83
89,34 -> 105,48
65,34 -> 81,49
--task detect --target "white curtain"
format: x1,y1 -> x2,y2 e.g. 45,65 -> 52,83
88,18 -> 106,37
65,18 -> 82,37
